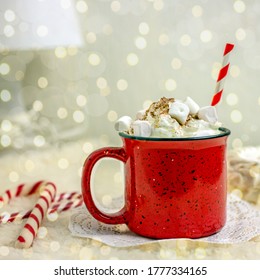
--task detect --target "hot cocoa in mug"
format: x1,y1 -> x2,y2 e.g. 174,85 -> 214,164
82,128 -> 230,238
81,97 -> 230,239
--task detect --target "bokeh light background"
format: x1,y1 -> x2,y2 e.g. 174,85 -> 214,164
1,0 -> 260,260
1,0 -> 260,154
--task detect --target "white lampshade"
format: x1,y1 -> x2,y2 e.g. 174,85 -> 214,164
0,0 -> 84,50
0,0 -> 85,151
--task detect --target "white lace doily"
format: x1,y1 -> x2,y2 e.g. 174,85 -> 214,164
68,194 -> 260,247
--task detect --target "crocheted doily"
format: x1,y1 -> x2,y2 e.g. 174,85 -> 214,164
69,194 -> 260,247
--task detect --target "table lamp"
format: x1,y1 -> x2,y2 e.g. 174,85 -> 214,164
0,0 -> 84,150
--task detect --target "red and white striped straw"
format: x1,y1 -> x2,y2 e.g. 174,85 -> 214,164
211,43 -> 234,106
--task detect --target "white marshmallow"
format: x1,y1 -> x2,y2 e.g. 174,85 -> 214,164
169,102 -> 190,125
198,106 -> 218,124
114,116 -> 132,132
184,96 -> 200,115
136,109 -> 146,120
132,120 -> 151,137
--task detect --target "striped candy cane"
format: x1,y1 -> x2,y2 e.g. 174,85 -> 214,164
0,181 -> 83,249
15,182 -> 57,248
0,209 -> 31,224
0,198 -> 83,225
0,181 -> 44,207
49,198 -> 83,214
211,43 -> 234,106
0,195 -> 83,224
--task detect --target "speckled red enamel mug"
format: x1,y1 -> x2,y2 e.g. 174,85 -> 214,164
82,128 -> 230,239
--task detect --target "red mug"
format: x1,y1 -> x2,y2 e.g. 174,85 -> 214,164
82,128 -> 230,239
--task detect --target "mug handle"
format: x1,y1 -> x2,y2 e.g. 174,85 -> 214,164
81,147 -> 128,225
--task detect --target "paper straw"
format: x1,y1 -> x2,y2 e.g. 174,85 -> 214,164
211,43 -> 234,106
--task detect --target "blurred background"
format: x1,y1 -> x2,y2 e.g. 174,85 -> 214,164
0,0 -> 260,184
1,0 -> 260,152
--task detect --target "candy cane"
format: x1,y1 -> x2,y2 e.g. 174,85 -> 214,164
54,191 -> 82,202
0,209 -> 31,224
0,181 -> 83,249
15,182 -> 57,249
49,198 -> 83,214
211,43 -> 234,106
0,195 -> 83,224
0,181 -> 44,208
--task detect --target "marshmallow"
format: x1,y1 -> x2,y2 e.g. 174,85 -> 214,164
114,116 -> 132,132
136,109 -> 146,120
132,120 -> 151,137
184,96 -> 200,115
169,102 -> 190,125
198,106 -> 218,124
